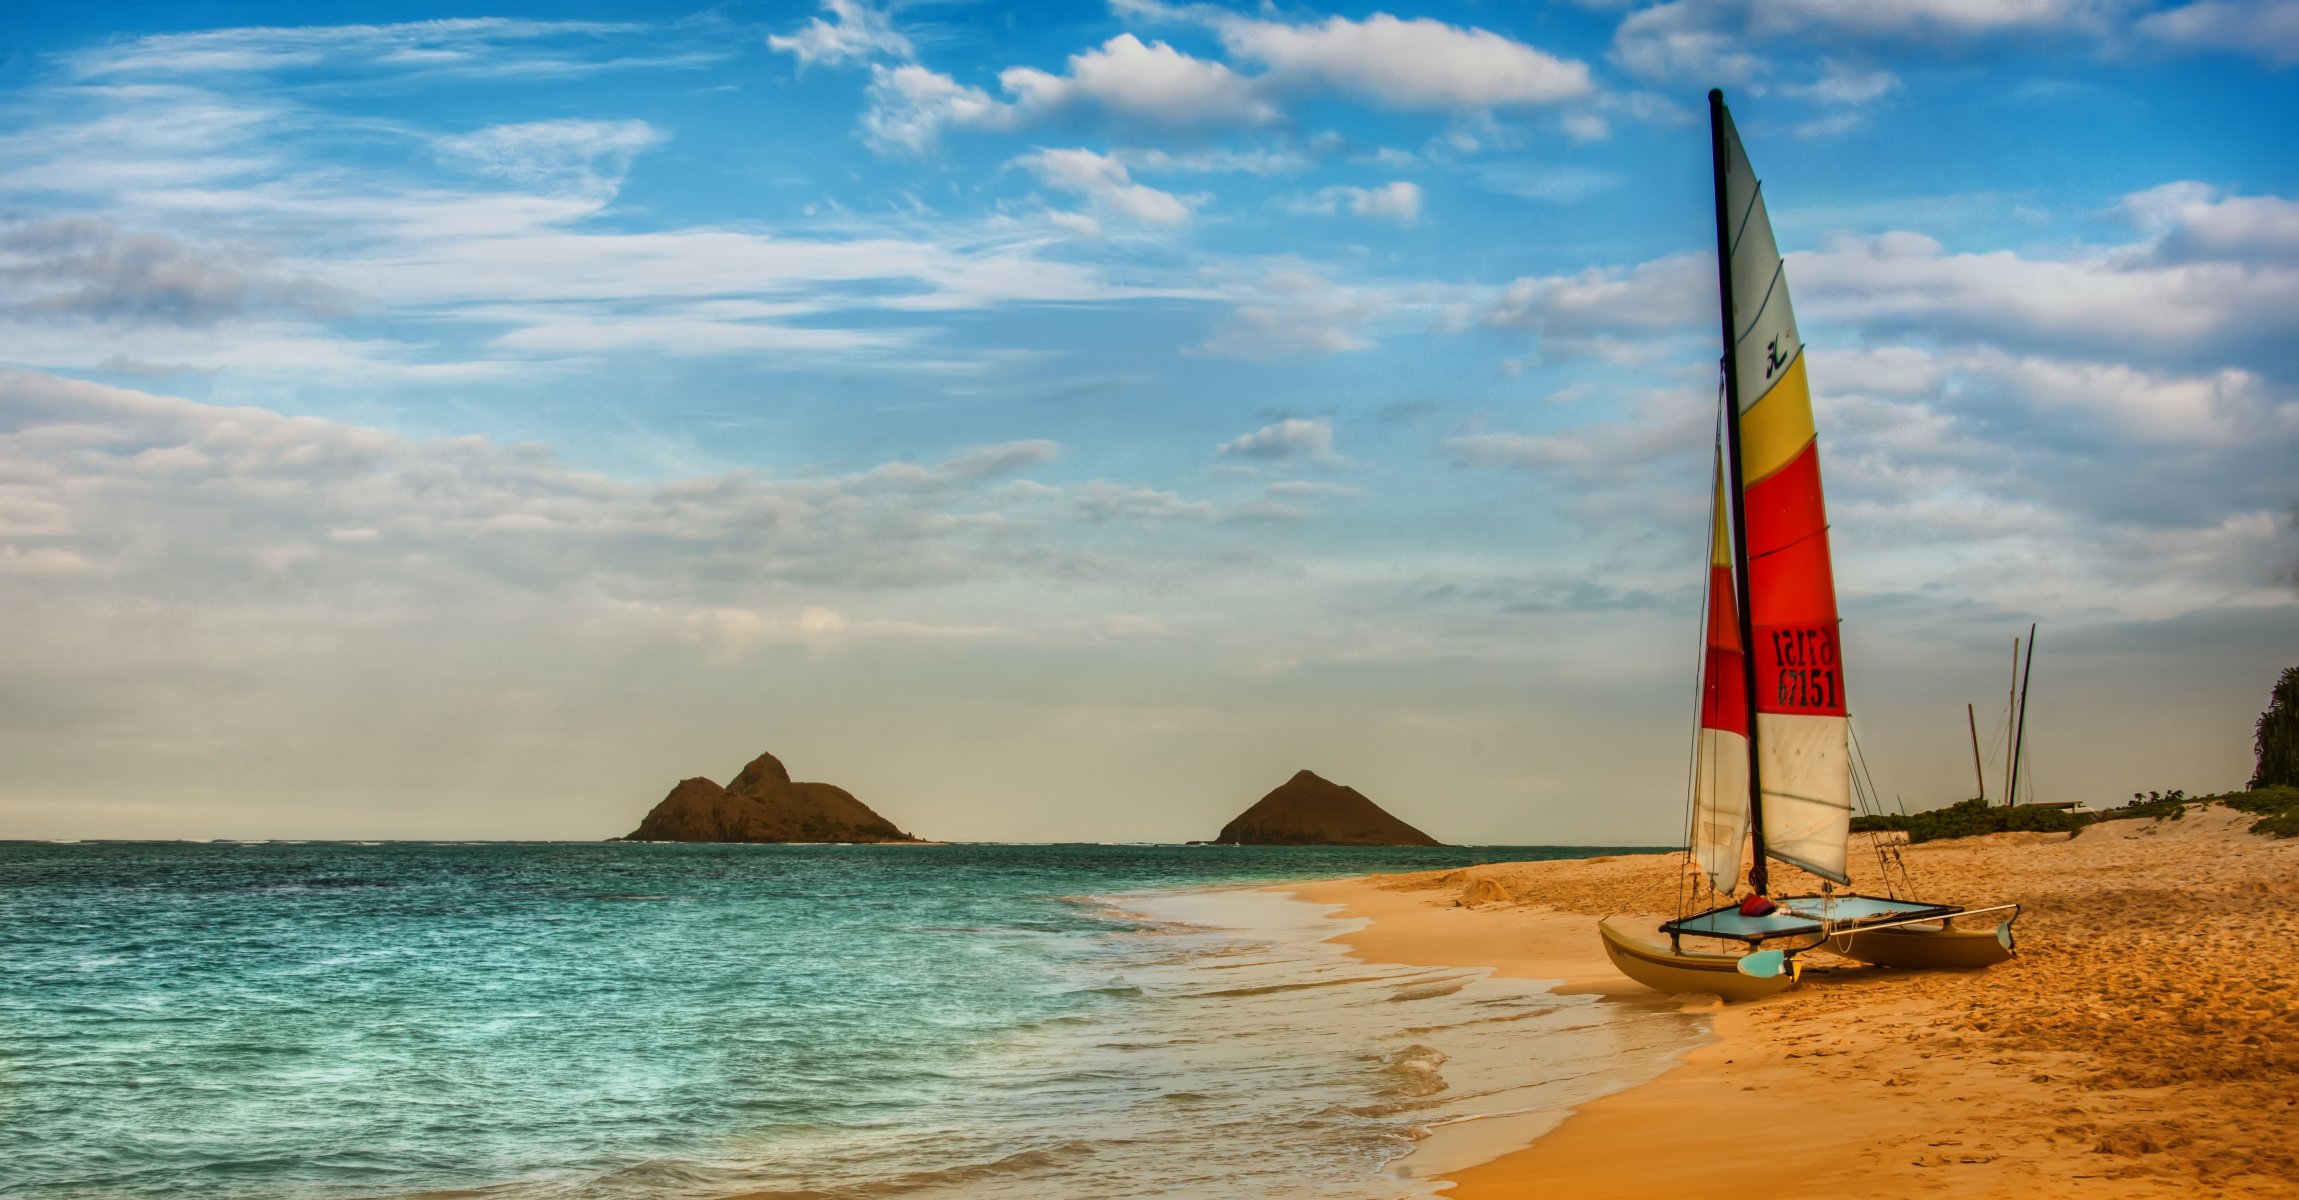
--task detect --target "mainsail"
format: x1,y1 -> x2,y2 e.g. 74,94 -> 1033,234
1712,92 -> 1853,885
1691,455 -> 1750,892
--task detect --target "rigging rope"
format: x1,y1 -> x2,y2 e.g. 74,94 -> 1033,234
1676,370 -> 1732,918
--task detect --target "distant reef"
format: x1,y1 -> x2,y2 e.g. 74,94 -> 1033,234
622,751 -> 918,843
1214,770 -> 1442,847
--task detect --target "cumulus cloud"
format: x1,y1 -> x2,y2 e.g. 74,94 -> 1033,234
942,439 -> 1062,479
1283,181 -> 1424,225
2138,0 -> 2299,64
999,34 -> 1278,128
1791,221 -> 2299,370
1198,269 -> 1390,359
859,12 -> 1589,149
1613,0 -> 2116,84
863,35 -> 1274,151
1213,12 -> 1593,109
1482,252 -> 1714,356
768,0 -> 913,67
1071,481 -> 1218,522
2120,183 -> 2299,264
1016,148 -> 1199,225
1217,418 -> 1338,461
863,64 -> 1012,152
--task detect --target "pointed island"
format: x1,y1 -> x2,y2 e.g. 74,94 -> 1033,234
623,750 -> 919,843
1213,769 -> 1443,846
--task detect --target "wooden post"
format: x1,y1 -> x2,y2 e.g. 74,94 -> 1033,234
1968,703 -> 1986,802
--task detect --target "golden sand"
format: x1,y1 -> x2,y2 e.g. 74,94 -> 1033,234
1287,806 -> 2299,1199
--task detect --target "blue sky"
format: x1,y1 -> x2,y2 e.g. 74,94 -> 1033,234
1,0 -> 2294,841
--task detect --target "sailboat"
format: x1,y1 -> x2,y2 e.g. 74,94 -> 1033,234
1597,91 -> 2021,1002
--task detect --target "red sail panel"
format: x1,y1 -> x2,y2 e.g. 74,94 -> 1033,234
1690,457 -> 1752,894
1744,439 -> 1846,717
1700,462 -> 1749,735
1701,564 -> 1750,734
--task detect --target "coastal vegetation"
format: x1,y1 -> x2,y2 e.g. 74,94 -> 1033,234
1850,665 -> 2299,843
1850,786 -> 2299,843
1848,798 -> 2088,843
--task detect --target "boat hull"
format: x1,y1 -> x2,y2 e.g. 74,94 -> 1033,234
1831,921 -> 2014,970
1598,918 -> 1793,1002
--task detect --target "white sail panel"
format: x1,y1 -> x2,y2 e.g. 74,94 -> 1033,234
1755,711 -> 1853,883
1691,726 -> 1750,892
1717,110 -> 1803,416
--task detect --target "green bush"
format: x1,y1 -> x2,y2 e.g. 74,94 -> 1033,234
1852,797 -> 2089,844
2221,785 -> 2299,838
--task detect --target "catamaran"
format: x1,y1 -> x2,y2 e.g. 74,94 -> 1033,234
1598,91 -> 2021,1002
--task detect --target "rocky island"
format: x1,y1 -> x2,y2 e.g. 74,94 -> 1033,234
623,750 -> 918,843
1213,769 -> 1442,846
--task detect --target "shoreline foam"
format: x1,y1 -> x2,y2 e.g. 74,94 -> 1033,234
1285,807 -> 2299,1199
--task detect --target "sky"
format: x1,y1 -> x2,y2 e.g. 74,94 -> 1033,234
0,0 -> 2293,843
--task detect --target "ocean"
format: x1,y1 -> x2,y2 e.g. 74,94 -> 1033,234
0,842 -> 1704,1199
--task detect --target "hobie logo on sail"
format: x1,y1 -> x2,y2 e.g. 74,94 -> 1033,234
1765,334 -> 1793,379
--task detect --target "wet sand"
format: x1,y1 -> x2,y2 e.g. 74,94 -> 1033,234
1285,806 -> 2299,1199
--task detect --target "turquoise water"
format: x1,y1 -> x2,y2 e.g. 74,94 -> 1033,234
0,842 -> 1694,1199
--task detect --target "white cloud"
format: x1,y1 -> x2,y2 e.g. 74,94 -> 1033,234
2119,183 -> 2299,263
2139,0 -> 2299,64
0,368 -> 1218,609
1448,431 -> 1594,469
1786,59 -> 1902,105
63,17 -> 725,81
1483,252 -> 1714,354
1284,181 -> 1425,225
1198,269 -> 1390,360
769,0 -> 913,67
863,64 -> 1012,152
433,119 -> 664,194
0,219 -> 360,327
1214,12 -> 1593,109
1071,481 -> 1218,522
1611,3 -> 1767,84
1217,418 -> 1338,461
0,74 -> 1231,374
1791,222 -> 2299,364
942,439 -> 1062,479
1016,148 -> 1198,226
863,12 -> 1588,148
1613,0 -> 2116,84
1116,146 -> 1312,176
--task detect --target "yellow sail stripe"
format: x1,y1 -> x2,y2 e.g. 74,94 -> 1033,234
1710,450 -> 1733,567
1738,353 -> 1816,486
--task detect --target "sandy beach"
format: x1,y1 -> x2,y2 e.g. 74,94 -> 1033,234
1288,805 -> 2299,1199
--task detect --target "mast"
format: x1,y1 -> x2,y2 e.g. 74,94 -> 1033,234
2008,624 -> 2037,807
2003,637 -> 2018,806
1967,703 -> 1985,802
1709,88 -> 1769,896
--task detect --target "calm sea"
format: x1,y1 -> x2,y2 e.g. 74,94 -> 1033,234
0,842 -> 1702,1199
